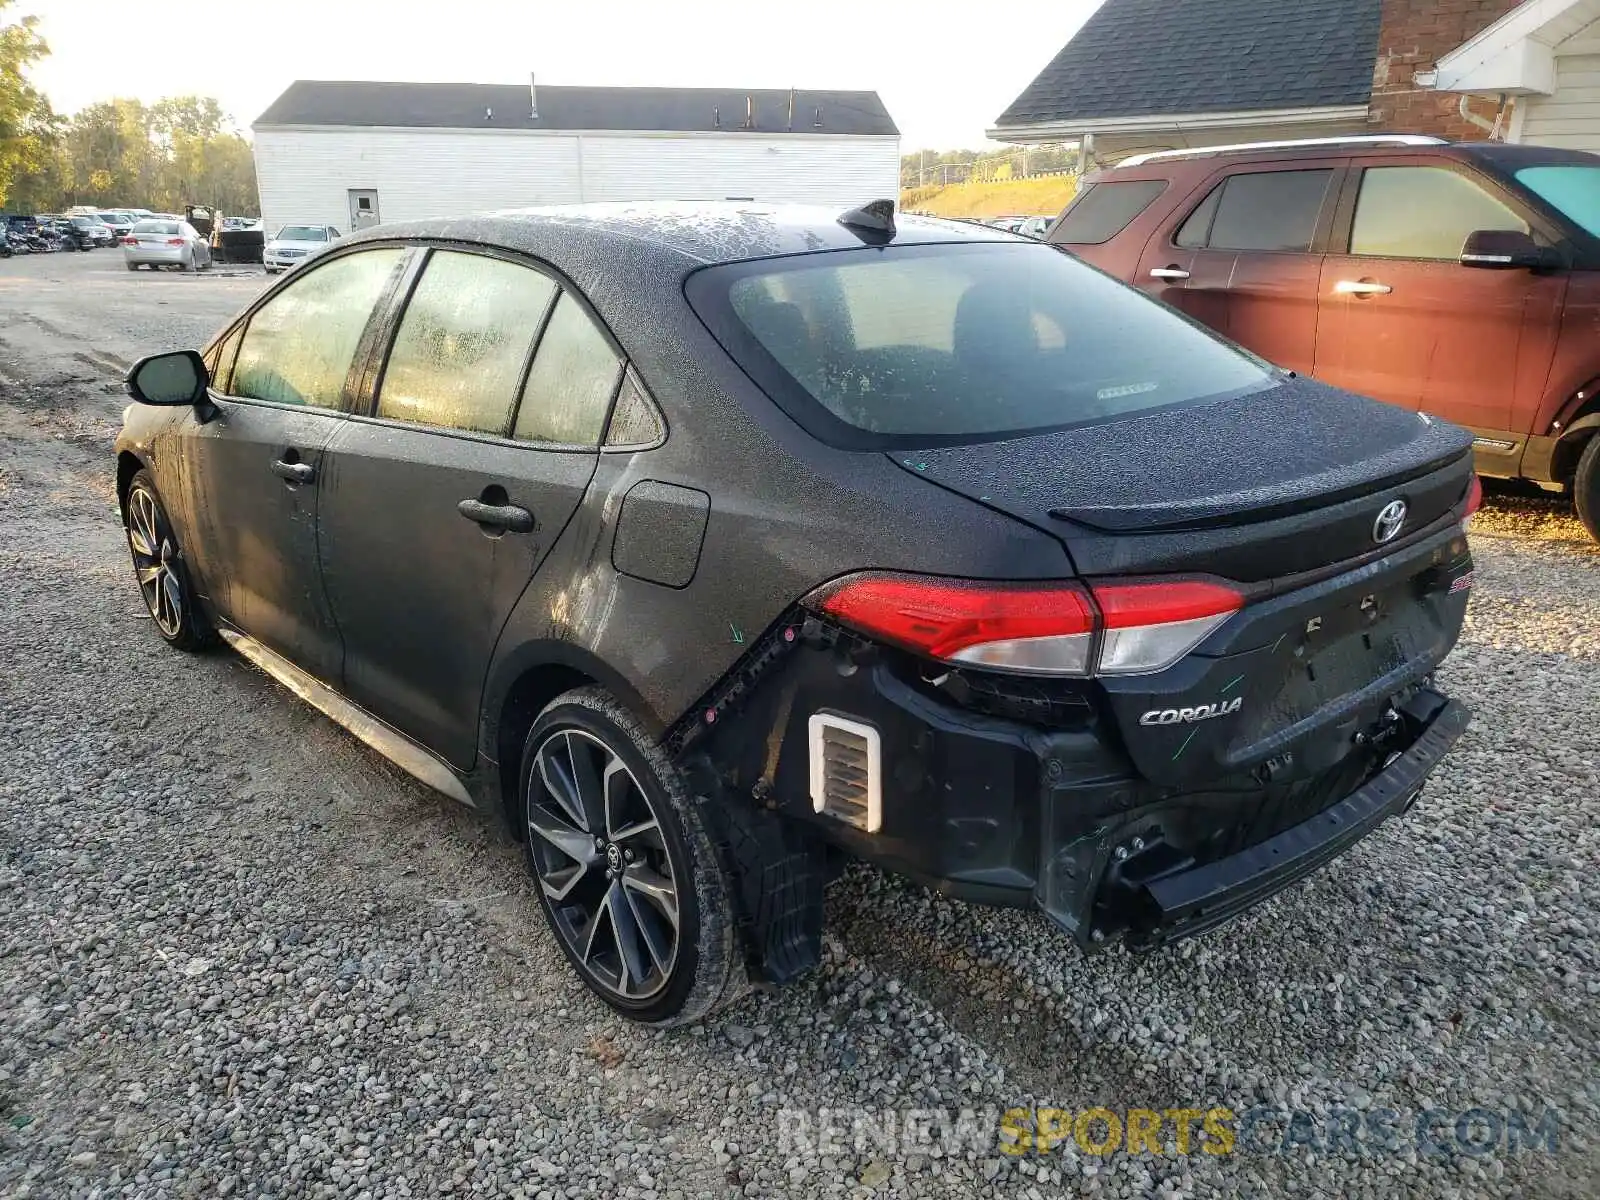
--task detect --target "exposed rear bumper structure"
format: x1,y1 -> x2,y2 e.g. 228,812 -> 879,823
1126,695 -> 1467,944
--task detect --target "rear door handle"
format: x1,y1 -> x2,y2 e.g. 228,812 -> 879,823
1149,266 -> 1191,281
1333,279 -> 1392,297
457,498 -> 535,533
270,458 -> 315,484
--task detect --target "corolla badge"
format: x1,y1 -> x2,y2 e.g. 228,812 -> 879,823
1140,697 -> 1243,726
1373,499 -> 1408,544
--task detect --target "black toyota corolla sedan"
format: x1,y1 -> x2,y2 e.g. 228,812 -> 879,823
115,201 -> 1479,1023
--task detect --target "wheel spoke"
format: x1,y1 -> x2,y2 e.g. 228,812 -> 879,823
565,732 -> 608,834
160,570 -> 183,634
136,564 -> 161,586
527,802 -> 598,866
604,882 -> 652,998
621,863 -> 679,931
621,878 -> 674,975
537,741 -> 588,831
128,525 -> 156,560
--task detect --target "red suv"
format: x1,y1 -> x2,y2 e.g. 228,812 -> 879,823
1049,136 -> 1600,538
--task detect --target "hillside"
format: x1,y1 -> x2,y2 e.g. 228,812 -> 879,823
901,174 -> 1078,220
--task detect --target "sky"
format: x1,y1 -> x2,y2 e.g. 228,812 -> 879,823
24,0 -> 1101,150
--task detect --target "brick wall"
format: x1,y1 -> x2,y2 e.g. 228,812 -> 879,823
1370,0 -> 1527,138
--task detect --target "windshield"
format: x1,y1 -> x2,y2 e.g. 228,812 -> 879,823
278,225 -> 327,242
1516,165 -> 1600,238
691,242 -> 1274,446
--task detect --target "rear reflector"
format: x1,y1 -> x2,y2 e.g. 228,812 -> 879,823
808,572 -> 1243,678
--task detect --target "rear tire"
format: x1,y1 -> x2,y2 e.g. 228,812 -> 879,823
1575,435 -> 1600,542
520,687 -> 743,1025
123,470 -> 216,651
125,260 -> 138,271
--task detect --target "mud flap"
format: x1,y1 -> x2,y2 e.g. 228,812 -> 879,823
697,793 -> 827,986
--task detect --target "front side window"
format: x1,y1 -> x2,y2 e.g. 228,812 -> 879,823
1350,166 -> 1527,259
693,242 -> 1273,446
231,249 -> 404,409
1179,169 -> 1334,253
377,250 -> 557,435
1048,180 -> 1168,245
513,293 -> 624,446
1515,165 -> 1600,238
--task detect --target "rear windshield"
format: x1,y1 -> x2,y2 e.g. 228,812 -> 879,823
1048,180 -> 1169,245
278,225 -> 327,241
689,242 -> 1273,447
1515,165 -> 1600,238
133,220 -> 180,235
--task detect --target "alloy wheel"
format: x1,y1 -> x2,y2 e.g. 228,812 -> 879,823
526,728 -> 680,1002
126,486 -> 183,638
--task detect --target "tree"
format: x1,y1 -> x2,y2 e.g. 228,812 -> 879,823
0,0 -> 51,209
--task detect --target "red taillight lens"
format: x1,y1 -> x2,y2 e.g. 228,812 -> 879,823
1462,474 -> 1483,530
166,237 -> 185,246
807,573 -> 1244,677
121,236 -> 136,246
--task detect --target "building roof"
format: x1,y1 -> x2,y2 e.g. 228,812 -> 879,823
255,81 -> 898,136
994,0 -> 1383,131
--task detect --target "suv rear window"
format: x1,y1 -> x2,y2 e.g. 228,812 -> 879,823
1048,180 -> 1168,245
689,242 -> 1273,448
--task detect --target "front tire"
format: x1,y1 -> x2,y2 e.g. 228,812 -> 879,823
520,688 -> 743,1025
124,471 -> 215,651
1575,435 -> 1600,542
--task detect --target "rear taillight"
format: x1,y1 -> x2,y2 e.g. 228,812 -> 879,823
808,573 -> 1243,677
165,237 -> 185,246
1462,474 -> 1483,531
121,236 -> 137,246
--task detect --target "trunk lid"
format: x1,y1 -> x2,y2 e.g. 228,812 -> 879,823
889,377 -> 1474,581
892,378 -> 1477,789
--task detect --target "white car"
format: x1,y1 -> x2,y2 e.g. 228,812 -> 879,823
123,219 -> 212,272
263,224 -> 341,273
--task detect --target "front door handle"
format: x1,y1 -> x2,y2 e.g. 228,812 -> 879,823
271,458 -> 315,484
1149,266 -> 1191,281
457,498 -> 535,534
1333,279 -> 1393,297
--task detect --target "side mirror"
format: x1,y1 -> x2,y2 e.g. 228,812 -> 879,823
125,350 -> 209,406
1460,229 -> 1548,270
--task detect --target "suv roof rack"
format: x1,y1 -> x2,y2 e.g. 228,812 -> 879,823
1116,135 -> 1448,169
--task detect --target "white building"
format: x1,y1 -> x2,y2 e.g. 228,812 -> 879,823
252,80 -> 901,235
1430,0 -> 1600,152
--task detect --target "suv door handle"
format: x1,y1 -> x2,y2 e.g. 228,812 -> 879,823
457,498 -> 535,534
270,458 -> 315,484
1333,279 -> 1392,297
1149,266 -> 1190,281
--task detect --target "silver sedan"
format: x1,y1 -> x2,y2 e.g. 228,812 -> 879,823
123,220 -> 212,272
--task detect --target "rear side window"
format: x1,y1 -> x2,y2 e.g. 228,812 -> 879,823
1350,166 -> 1528,259
1179,170 -> 1334,253
232,249 -> 404,409
1048,180 -> 1168,244
692,242 -> 1273,447
512,294 -> 624,446
377,250 -> 557,435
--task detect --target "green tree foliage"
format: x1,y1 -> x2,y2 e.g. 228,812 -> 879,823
0,0 -> 52,208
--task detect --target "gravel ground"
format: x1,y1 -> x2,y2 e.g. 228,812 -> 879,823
1,250 -> 1596,1199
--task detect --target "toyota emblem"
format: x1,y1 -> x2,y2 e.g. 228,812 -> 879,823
1372,499 -> 1408,544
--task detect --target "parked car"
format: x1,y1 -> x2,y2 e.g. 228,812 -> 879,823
115,202 -> 1478,1023
263,224 -> 340,273
96,211 -> 138,241
986,215 -> 1025,232
1016,215 -> 1054,239
40,215 -> 93,250
122,218 -> 212,271
68,214 -> 113,247
1047,135 -> 1600,538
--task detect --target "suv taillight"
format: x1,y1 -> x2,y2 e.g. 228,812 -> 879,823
1462,475 -> 1483,531
807,573 -> 1243,678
